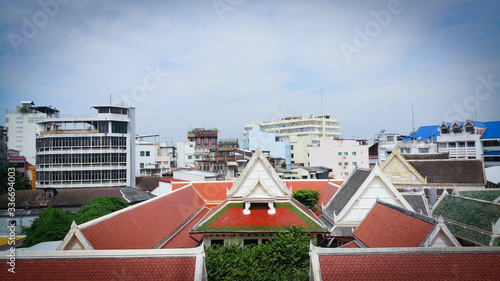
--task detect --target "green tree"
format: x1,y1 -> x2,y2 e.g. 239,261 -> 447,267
206,225 -> 311,281
75,195 -> 129,224
21,196 -> 129,247
292,189 -> 320,212
21,207 -> 74,248
0,163 -> 31,193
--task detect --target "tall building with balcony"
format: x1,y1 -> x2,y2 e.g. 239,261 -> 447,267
35,105 -> 136,189
5,101 -> 59,165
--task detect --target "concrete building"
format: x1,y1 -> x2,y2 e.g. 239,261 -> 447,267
243,115 -> 341,144
243,125 -> 291,168
437,120 -> 486,159
135,135 -> 173,177
35,105 -> 136,189
308,138 -> 369,179
480,121 -> 500,167
176,140 -> 195,169
5,101 -> 59,165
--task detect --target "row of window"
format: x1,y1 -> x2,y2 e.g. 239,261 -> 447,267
97,107 -> 128,115
140,151 -> 151,157
36,136 -> 127,149
485,156 -> 500,162
37,169 -> 127,181
483,140 -> 500,147
338,152 -> 357,156
37,153 -> 127,165
338,162 -> 357,166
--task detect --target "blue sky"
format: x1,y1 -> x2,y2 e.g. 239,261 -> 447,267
1,0 -> 499,143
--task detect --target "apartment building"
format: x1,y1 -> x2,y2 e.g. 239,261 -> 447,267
5,101 -> 59,164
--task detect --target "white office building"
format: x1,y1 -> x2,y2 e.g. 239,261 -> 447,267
35,105 -> 136,189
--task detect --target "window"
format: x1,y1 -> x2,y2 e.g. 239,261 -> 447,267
449,143 -> 456,148
418,148 -> 429,153
344,162 -> 348,166
344,152 -> 348,156
338,152 -> 342,156
243,239 -> 259,246
140,151 -> 145,157
338,162 -> 342,166
467,142 -> 475,147
211,239 -> 224,246
261,239 -> 270,244
458,142 -> 465,147
7,219 -> 17,227
352,152 -> 356,156
441,128 -> 449,134
146,151 -> 150,157
345,172 -> 349,176
453,127 -> 462,134
352,162 -> 357,166
387,136 -> 394,141
188,155 -> 192,160
140,163 -> 144,169
465,126 -> 473,133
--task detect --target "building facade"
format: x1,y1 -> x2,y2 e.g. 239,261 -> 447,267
5,101 -> 59,165
35,105 -> 136,189
437,120 -> 486,159
243,115 -> 341,145
308,138 -> 369,179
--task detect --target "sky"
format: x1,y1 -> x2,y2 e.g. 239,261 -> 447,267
1,0 -> 499,144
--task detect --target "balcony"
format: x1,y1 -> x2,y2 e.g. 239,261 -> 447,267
40,129 -> 99,135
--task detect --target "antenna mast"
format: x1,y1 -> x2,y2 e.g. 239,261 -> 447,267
412,102 -> 415,133
321,89 -> 323,115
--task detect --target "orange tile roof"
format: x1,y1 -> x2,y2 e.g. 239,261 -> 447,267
284,180 -> 329,192
319,182 -> 340,207
317,251 -> 500,280
171,181 -> 233,202
161,207 -> 209,249
353,202 -> 435,248
209,206 -> 309,228
80,185 -> 206,249
1,257 -> 196,280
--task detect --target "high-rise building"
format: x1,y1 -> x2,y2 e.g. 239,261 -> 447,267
5,101 -> 59,165
35,105 -> 136,189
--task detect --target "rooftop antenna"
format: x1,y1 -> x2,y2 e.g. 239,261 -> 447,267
474,96 -> 477,120
412,102 -> 415,134
321,89 -> 324,115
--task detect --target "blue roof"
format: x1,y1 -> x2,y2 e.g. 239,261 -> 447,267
482,121 -> 500,139
484,151 -> 500,156
403,125 -> 440,141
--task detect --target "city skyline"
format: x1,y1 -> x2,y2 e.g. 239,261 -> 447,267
1,0 -> 499,143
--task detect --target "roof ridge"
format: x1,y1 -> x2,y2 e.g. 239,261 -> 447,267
376,199 -> 436,225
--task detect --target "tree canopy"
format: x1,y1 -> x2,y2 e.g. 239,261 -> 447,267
292,189 -> 320,211
75,195 -> 129,224
205,225 -> 311,281
21,196 -> 129,248
0,163 -> 31,193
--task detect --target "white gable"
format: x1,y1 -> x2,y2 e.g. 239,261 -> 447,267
334,165 -> 414,227
227,147 -> 291,201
